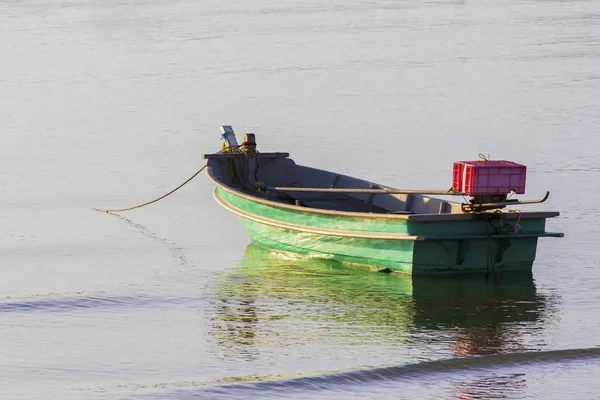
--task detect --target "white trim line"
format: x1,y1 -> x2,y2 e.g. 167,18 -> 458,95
214,189 -> 563,241
213,189 -> 422,241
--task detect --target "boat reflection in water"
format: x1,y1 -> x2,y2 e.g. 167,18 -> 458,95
207,244 -> 558,396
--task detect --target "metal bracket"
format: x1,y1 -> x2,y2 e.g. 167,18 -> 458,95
495,239 -> 512,263
456,240 -> 471,265
462,191 -> 550,213
220,125 -> 239,152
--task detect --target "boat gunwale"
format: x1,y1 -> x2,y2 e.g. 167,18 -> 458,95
206,161 -> 560,222
213,188 -> 564,241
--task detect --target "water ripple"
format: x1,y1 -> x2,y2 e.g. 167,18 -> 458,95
142,348 -> 600,399
0,294 -> 203,314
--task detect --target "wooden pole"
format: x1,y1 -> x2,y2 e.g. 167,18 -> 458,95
267,187 -> 466,196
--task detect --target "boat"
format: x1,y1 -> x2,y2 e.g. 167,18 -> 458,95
205,126 -> 563,276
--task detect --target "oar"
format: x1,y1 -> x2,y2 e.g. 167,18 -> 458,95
267,186 -> 466,196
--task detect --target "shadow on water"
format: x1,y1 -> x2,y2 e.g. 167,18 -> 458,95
410,272 -> 557,357
208,244 -> 559,361
144,244 -> 594,400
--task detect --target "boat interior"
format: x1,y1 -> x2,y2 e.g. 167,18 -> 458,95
206,153 -> 463,215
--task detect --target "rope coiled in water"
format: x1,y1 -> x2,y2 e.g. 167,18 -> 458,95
94,164 -> 207,214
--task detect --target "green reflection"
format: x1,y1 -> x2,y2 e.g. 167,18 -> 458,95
208,244 -> 557,361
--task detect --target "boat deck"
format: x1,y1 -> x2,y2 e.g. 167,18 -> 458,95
207,153 -> 560,221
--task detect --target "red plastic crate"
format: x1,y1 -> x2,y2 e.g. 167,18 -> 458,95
452,160 -> 527,195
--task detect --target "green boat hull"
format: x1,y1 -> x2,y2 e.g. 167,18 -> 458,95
214,187 -> 559,276
240,218 -> 537,275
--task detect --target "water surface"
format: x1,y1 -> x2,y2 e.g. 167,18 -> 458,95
1,0 -> 600,398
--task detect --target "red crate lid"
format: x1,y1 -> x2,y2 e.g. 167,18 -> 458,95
455,160 -> 525,168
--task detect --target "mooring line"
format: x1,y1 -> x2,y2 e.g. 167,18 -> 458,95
94,164 -> 207,214
115,213 -> 191,267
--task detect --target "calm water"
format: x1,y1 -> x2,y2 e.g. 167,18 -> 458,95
2,0 -> 600,398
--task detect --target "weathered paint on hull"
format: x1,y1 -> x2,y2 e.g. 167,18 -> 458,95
240,217 -> 416,273
215,187 -> 548,276
240,218 -> 537,276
